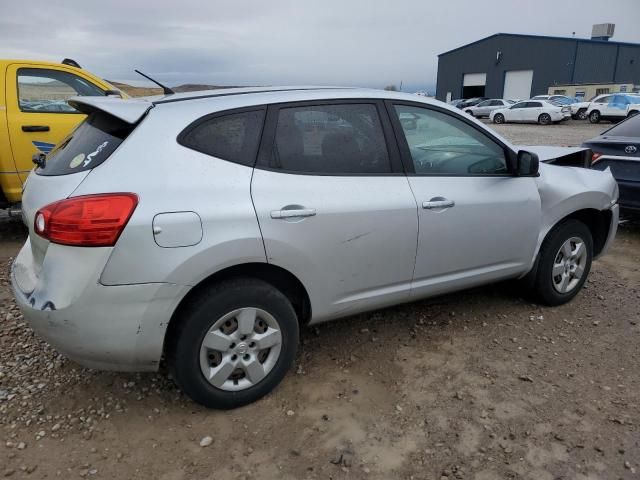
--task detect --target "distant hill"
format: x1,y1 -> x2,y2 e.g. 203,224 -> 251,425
109,81 -> 241,97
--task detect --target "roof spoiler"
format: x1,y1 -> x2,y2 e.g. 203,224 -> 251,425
67,96 -> 153,124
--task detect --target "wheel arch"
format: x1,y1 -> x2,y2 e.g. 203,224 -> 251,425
555,208 -> 612,257
521,207 -> 612,287
164,262 -> 312,357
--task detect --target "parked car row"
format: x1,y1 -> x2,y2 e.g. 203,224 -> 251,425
449,92 -> 640,125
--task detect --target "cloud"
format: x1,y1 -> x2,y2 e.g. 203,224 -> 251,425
1,0 -> 638,93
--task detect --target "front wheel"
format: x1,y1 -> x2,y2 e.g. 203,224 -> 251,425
169,278 -> 299,409
493,113 -> 505,124
465,110 -> 474,117
532,219 -> 593,306
538,113 -> 552,125
589,110 -> 601,123
577,108 -> 588,120
627,110 -> 639,118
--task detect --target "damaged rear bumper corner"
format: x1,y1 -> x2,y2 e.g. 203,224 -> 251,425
10,238 -> 190,371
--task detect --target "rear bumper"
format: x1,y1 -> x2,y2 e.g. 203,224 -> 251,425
11,238 -> 189,371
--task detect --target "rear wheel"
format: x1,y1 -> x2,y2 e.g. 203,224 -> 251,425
169,278 -> 299,409
628,110 -> 639,118
465,110 -> 474,117
531,220 -> 593,306
538,113 -> 552,125
589,110 -> 601,123
493,113 -> 505,124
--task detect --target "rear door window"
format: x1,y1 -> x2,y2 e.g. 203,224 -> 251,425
179,109 -> 265,166
259,103 -> 391,174
37,112 -> 132,176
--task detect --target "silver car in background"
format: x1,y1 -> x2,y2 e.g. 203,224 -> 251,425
11,87 -> 618,408
464,98 -> 514,118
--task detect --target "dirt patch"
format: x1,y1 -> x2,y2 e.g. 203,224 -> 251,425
1,222 -> 638,479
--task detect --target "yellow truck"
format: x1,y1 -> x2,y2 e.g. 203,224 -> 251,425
0,59 -> 123,209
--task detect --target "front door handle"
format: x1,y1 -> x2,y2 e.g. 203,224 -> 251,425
422,199 -> 455,209
22,125 -> 50,132
271,208 -> 316,219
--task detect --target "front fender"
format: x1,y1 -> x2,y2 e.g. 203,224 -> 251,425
527,163 -> 617,268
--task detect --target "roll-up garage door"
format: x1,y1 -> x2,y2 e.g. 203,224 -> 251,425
463,73 -> 487,87
462,73 -> 486,98
503,70 -> 533,100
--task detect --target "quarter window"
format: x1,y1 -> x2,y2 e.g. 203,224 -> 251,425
17,68 -> 105,113
180,110 -> 265,166
263,104 -> 391,174
393,105 -> 508,175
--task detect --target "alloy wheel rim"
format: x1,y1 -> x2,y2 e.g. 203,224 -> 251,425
199,307 -> 282,391
552,236 -> 587,294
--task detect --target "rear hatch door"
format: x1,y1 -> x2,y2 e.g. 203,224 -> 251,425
20,96 -> 152,275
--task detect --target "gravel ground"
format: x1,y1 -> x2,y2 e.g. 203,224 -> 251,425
483,118 -> 606,147
1,122 -> 639,480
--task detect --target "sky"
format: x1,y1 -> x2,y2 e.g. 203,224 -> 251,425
1,0 -> 639,93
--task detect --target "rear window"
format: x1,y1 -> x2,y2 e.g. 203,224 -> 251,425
179,110 -> 265,166
604,114 -> 640,137
37,112 -> 133,176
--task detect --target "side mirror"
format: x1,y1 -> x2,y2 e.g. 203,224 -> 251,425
516,150 -> 539,176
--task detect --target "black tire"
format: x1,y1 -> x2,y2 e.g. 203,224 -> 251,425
589,110 -> 601,123
577,108 -> 587,120
538,113 -> 552,125
493,113 -> 505,124
168,278 -> 299,409
466,110 -> 474,117
531,219 -> 593,306
628,110 -> 639,118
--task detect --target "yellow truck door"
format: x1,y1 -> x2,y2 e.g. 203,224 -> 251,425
4,63 -> 107,202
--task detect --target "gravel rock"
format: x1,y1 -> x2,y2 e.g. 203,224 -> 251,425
199,436 -> 213,447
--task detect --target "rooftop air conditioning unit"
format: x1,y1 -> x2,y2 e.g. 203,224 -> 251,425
591,23 -> 615,41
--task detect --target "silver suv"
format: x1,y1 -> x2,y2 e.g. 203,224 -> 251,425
12,87 -> 619,408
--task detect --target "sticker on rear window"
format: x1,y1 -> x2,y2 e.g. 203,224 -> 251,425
83,141 -> 109,167
69,153 -> 85,168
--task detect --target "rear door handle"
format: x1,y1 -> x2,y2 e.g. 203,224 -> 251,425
22,125 -> 50,132
271,208 -> 316,219
422,199 -> 455,209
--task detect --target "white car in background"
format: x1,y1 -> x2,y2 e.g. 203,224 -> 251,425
586,93 -> 640,123
570,98 -> 594,120
490,100 -> 571,125
464,99 -> 514,118
627,103 -> 640,117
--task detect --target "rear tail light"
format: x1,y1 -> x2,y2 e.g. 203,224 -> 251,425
34,193 -> 138,247
591,152 -> 604,165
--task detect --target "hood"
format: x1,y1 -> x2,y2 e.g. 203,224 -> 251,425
515,145 -> 592,168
